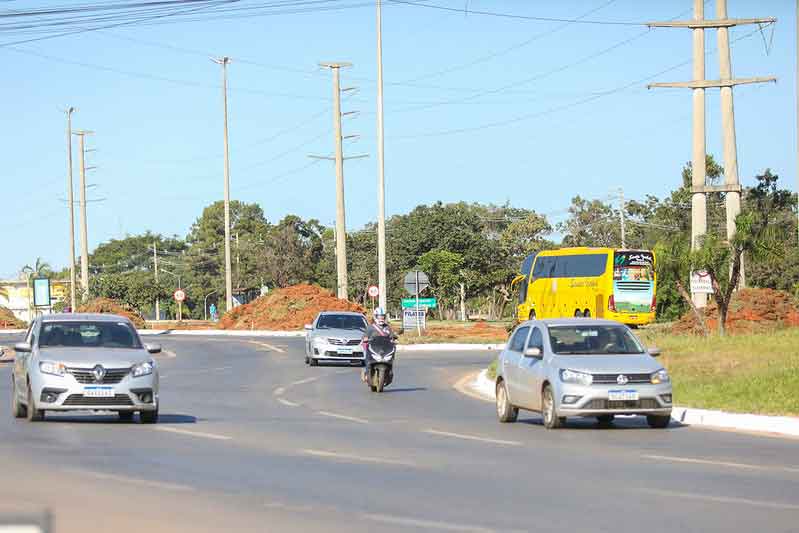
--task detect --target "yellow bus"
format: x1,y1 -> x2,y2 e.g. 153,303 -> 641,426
513,247 -> 656,326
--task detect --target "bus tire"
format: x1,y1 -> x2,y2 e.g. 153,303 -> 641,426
574,310 -> 582,318
529,310 -> 536,320
583,309 -> 591,318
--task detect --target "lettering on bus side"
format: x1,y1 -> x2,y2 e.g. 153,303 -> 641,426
568,280 -> 599,288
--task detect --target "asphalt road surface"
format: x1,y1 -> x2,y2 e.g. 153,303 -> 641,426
1,333 -> 797,533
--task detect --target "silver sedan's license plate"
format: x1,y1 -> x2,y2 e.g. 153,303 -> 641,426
84,386 -> 114,398
608,389 -> 639,401
337,347 -> 353,354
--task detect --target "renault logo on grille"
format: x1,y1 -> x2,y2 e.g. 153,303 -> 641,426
617,374 -> 629,385
92,365 -> 106,383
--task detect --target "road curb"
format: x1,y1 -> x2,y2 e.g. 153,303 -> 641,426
0,329 -> 25,334
465,368 -> 799,438
398,343 -> 505,352
138,329 -> 306,337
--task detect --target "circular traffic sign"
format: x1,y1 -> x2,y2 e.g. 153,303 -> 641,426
173,289 -> 186,302
367,285 -> 379,298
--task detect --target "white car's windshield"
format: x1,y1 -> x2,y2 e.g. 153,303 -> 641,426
549,325 -> 644,355
316,315 -> 367,331
39,322 -> 141,349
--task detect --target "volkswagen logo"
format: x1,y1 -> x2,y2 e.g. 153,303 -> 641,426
616,374 -> 629,385
92,365 -> 106,383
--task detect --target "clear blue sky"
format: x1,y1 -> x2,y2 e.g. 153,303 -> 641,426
1,0 -> 795,278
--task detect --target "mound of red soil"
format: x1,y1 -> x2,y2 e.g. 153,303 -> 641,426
219,284 -> 366,331
0,305 -> 25,329
77,298 -> 147,329
673,288 -> 799,335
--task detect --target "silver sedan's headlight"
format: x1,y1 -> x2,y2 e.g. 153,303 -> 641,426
131,360 -> 154,378
560,369 -> 593,386
39,361 -> 67,377
651,368 -> 670,384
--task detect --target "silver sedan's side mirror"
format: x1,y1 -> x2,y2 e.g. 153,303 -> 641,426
304,324 -> 313,331
647,347 -> 662,357
14,342 -> 32,353
524,347 -> 542,358
145,343 -> 162,354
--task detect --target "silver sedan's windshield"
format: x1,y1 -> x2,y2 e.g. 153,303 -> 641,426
548,325 -> 644,355
316,315 -> 367,331
39,322 -> 141,349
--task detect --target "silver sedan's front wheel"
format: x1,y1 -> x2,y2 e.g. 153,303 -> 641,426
496,381 -> 518,423
542,385 -> 564,429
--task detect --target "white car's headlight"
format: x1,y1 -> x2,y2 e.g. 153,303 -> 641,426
132,360 -> 154,378
39,361 -> 67,377
651,369 -> 670,384
560,369 -> 593,386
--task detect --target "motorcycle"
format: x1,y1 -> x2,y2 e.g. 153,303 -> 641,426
364,335 -> 396,393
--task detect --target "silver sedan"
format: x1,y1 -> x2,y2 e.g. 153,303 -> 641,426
304,311 -> 368,366
495,319 -> 672,429
11,313 -> 161,423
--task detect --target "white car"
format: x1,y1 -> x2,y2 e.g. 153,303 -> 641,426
304,311 -> 368,366
11,313 -> 161,423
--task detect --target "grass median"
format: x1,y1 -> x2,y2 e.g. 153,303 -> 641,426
484,328 -> 799,417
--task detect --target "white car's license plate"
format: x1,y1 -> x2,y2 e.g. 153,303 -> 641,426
337,348 -> 353,355
608,390 -> 639,401
84,386 -> 114,398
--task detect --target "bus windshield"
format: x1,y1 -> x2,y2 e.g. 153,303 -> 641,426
613,251 -> 654,282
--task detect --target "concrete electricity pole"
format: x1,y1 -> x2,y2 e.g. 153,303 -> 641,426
153,241 -> 160,321
64,107 -> 77,312
321,62 -> 351,300
617,188 -> 626,249
73,130 -> 93,302
796,0 -> 798,246
376,0 -> 388,310
213,56 -> 234,312
648,0 -> 776,306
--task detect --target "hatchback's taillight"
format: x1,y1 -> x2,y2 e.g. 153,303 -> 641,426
608,295 -> 616,313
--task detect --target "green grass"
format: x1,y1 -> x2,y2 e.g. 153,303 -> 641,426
487,359 -> 498,381
636,328 -> 799,416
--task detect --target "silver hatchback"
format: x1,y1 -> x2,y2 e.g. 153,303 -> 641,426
11,313 -> 161,423
495,319 -> 672,429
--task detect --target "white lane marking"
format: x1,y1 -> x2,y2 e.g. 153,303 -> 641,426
644,454 -> 799,473
303,449 -> 414,467
155,426 -> 232,441
424,429 -> 521,447
212,366 -> 232,371
64,468 -> 194,492
639,488 -> 799,511
273,387 -> 286,396
292,377 -> 319,386
318,411 -> 369,424
247,340 -> 286,353
278,398 -> 300,407
362,513 -> 497,532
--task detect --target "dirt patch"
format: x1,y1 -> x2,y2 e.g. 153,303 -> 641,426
673,288 -> 799,335
77,298 -> 147,329
219,284 -> 366,331
408,321 -> 508,342
148,321 -> 217,330
0,305 -> 25,329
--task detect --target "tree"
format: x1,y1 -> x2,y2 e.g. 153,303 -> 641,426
418,249 -> 464,320
558,196 -> 618,247
259,215 -> 325,289
654,236 -> 708,335
691,170 -> 790,335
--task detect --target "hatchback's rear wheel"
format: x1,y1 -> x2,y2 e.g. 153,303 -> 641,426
26,383 -> 44,422
542,385 -> 564,429
496,381 -> 518,423
646,414 -> 671,429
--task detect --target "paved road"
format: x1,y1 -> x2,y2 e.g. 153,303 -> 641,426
1,333 -> 797,532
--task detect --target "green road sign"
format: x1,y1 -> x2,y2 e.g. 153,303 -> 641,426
401,297 -> 437,309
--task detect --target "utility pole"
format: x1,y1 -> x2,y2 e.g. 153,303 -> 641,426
73,130 -> 93,302
617,187 -> 626,249
376,0 -> 388,311
796,0 -> 798,246
235,232 -> 240,290
153,241 -> 160,321
648,0 -> 776,306
64,107 -> 77,312
212,56 -> 234,313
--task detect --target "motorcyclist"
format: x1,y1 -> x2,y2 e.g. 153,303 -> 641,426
362,307 -> 394,382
